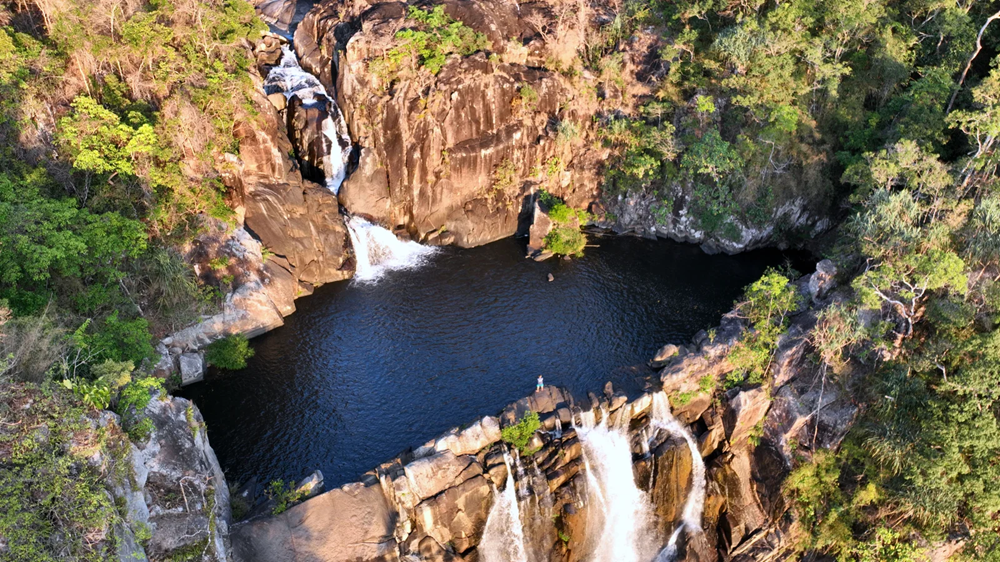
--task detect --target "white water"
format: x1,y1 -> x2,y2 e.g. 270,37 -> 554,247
264,45 -> 352,194
479,453 -> 530,562
576,409 -> 659,562
650,392 -> 707,560
345,216 -> 437,282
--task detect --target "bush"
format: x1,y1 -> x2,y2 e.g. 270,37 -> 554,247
501,411 -> 541,454
205,334 -> 255,370
543,227 -> 587,256
371,6 -> 491,78
0,383 -> 132,560
267,480 -> 305,515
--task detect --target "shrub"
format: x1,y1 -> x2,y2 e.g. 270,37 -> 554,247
116,375 -> 164,441
0,383 -> 132,560
205,334 -> 255,370
725,270 -> 800,387
267,480 -> 305,515
501,411 -> 541,454
543,227 -> 587,256
371,6 -> 491,78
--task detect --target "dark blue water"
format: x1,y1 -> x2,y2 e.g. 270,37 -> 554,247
181,235 -> 804,488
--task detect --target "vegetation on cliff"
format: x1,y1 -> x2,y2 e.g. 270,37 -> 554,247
1,0 -> 263,555
590,0 -> 999,245
0,0 -> 264,383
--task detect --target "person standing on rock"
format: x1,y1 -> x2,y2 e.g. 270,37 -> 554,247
536,375 -> 544,393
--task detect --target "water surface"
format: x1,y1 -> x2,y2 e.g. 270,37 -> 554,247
181,235 -> 804,487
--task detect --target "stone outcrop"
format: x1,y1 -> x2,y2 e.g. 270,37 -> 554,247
293,0 -> 611,247
225,262 -> 854,562
110,394 -> 231,561
156,57 -> 355,382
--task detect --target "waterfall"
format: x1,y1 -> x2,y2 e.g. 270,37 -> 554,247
576,409 -> 659,562
345,216 -> 438,283
480,453 -> 530,562
649,392 -> 707,560
264,45 -> 352,194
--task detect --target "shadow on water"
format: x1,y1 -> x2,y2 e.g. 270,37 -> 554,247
180,235 -> 810,488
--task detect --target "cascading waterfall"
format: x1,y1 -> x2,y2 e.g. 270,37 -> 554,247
649,392 -> 707,561
576,409 -> 659,562
345,216 -> 438,282
264,45 -> 352,194
479,452 -> 530,562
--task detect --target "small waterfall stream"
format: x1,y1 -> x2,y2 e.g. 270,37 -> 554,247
264,45 -> 352,194
576,409 -> 659,562
345,216 -> 438,282
480,452 -> 530,562
650,392 -> 707,561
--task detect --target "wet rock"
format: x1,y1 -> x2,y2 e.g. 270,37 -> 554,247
267,92 -> 287,111
339,147 -> 392,224
649,438 -> 693,533
650,343 -> 680,368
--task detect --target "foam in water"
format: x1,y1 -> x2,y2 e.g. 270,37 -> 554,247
576,409 -> 659,562
264,45 -> 352,194
346,216 -> 437,282
649,392 -> 707,560
479,453 -> 529,562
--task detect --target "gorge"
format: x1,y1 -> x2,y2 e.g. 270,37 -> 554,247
3,0 -> 996,557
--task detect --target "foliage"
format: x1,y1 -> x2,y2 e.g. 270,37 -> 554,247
267,479 -> 305,515
205,334 -> 255,370
370,6 -> 490,79
600,113 -> 677,194
501,411 -> 541,454
491,158 -> 519,193
543,227 -> 587,257
726,270 -> 800,387
0,383 -> 133,560
116,376 -> 164,441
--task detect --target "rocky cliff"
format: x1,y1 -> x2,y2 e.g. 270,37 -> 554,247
285,0 -> 829,252
226,262 -> 855,561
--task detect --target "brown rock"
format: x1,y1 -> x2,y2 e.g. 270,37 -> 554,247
339,147 -> 392,224
413,475 -> 492,554
722,387 -> 771,447
231,482 -> 397,562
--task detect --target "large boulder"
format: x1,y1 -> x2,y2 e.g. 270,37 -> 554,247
721,387 -> 771,447
413,475 -> 493,553
231,482 -> 398,562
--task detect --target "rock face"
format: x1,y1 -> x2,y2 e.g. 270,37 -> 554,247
111,394 -> 232,561
294,0 -> 607,247
284,0 -> 831,253
225,262 -> 851,562
156,59 -> 355,381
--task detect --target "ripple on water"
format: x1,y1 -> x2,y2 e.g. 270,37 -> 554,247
180,234 -> 808,488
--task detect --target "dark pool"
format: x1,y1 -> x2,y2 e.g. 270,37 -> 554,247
180,234 -> 805,488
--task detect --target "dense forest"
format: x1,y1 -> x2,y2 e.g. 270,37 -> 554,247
1,0 -> 999,558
